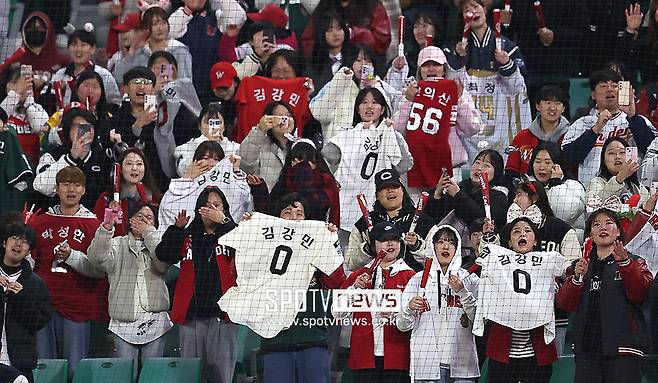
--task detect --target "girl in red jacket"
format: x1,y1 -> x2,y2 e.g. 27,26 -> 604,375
333,222 -> 415,382
557,208 -> 653,383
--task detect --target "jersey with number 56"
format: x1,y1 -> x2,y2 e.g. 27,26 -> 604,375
406,79 -> 459,188
473,244 -> 564,344
218,213 -> 344,338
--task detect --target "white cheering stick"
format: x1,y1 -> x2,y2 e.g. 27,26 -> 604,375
479,172 -> 492,221
493,9 -> 502,51
357,193 -> 373,229
398,15 -> 405,57
462,12 -> 473,47
113,163 -> 121,201
409,191 -> 430,234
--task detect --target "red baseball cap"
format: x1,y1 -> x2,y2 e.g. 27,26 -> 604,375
247,4 -> 288,29
112,12 -> 141,33
209,62 -> 237,89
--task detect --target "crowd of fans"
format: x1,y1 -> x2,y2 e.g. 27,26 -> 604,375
2,0 -> 658,382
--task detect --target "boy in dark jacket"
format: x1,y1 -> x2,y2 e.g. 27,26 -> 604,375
0,223 -> 52,383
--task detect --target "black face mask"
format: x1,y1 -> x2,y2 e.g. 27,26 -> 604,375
25,30 -> 47,48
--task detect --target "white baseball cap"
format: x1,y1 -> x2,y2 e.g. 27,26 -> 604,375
417,46 -> 447,67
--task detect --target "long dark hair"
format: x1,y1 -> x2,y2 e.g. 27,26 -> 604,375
189,186 -> 235,237
261,49 -> 305,79
310,11 -> 353,73
597,136 -> 640,187
263,101 -> 297,149
118,148 -> 162,200
585,208 -> 624,241
280,141 -> 333,179
502,216 -> 542,252
527,141 -> 575,182
472,149 -> 508,190
312,0 -> 379,28
352,87 -> 390,126
126,202 -> 159,234
513,181 -> 555,218
70,70 -> 109,118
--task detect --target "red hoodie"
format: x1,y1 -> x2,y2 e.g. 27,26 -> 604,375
0,12 -> 70,76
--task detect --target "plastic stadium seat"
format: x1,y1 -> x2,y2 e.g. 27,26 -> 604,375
138,358 -> 201,383
72,358 -> 134,383
33,359 -> 68,383
478,358 -> 489,383
551,355 -> 575,383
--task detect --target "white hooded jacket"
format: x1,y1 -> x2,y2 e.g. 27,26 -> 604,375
397,224 -> 480,380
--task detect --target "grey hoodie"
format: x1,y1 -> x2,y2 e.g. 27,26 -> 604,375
528,114 -> 570,142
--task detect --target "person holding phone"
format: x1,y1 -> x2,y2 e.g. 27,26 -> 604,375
34,104 -> 114,210
174,102 -> 239,177
112,6 -> 193,85
113,66 -> 171,190
562,69 -> 656,187
586,136 -> 649,208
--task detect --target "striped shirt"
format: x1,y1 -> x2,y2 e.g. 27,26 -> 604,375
509,329 -> 535,359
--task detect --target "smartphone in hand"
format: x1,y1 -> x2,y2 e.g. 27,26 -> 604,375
625,146 -> 638,163
618,81 -> 631,107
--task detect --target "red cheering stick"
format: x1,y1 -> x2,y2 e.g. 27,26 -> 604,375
113,163 -> 121,201
576,237 -> 594,283
419,257 -> 433,313
357,193 -> 373,229
425,35 -> 433,47
493,9 -> 502,51
53,81 -> 64,111
462,12 -> 473,47
479,173 -> 492,221
398,15 -> 405,57
533,1 -> 546,28
503,0 -> 512,27
86,95 -> 95,114
409,191 -> 429,234
367,250 -> 388,277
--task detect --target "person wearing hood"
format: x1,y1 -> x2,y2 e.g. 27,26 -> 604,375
334,222 -> 415,382
155,186 -> 240,383
505,85 -> 571,180
50,29 -> 122,106
0,222 -> 52,383
398,224 -> 480,382
113,6 -> 193,86
346,168 -> 433,272
0,12 -> 70,89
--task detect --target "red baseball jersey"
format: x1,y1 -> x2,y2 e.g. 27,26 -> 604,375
31,208 -> 109,322
235,76 -> 311,142
405,79 -> 458,188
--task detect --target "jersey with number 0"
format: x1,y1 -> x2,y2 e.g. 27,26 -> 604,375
473,244 -> 563,343
454,68 -> 531,160
218,213 -> 344,338
329,123 -> 403,228
406,79 -> 458,188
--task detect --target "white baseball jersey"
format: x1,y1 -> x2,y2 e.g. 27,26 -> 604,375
218,213 -> 344,338
562,110 -> 651,187
329,122 -> 403,228
473,244 -> 563,344
158,158 -> 252,234
625,212 -> 658,275
453,68 -> 531,160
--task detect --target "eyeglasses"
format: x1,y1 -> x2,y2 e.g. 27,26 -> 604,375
130,78 -> 153,85
8,235 -> 28,245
